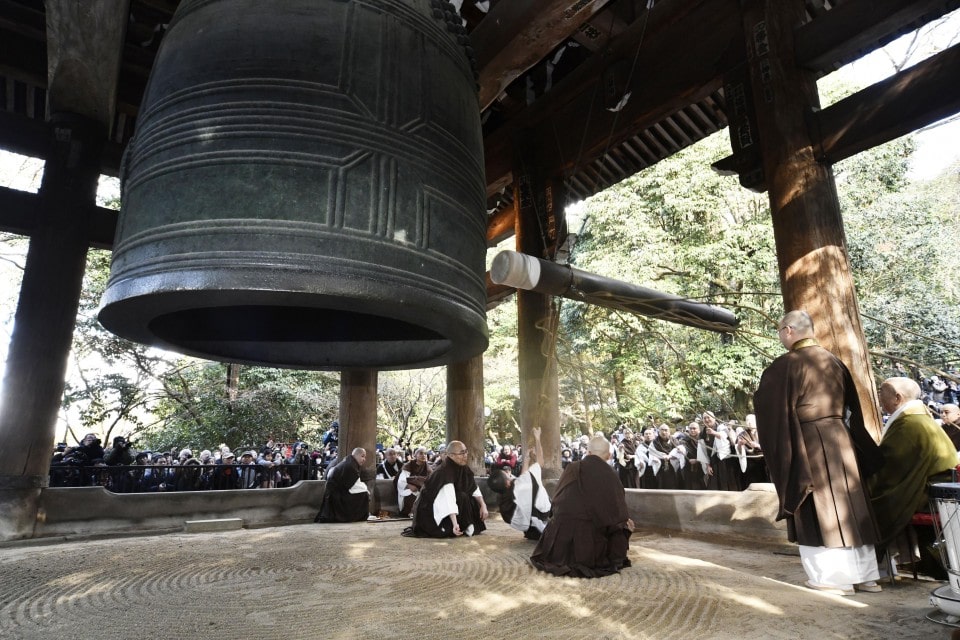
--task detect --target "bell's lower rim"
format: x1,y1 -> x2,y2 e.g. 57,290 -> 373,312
97,290 -> 488,370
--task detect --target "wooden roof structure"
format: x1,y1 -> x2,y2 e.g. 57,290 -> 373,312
2,1 -> 958,248
1,2 -> 960,539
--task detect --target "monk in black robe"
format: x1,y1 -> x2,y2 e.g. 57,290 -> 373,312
409,440 -> 488,537
488,427 -> 552,540
531,435 -> 634,578
754,310 -> 881,595
314,447 -> 370,523
397,447 -> 431,517
615,429 -> 640,489
651,425 -> 680,490
681,423 -> 707,490
939,404 -> 960,451
636,428 -> 660,489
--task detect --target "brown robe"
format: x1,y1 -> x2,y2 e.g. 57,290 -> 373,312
941,421 -> 960,452
753,341 -> 879,548
530,455 -> 632,578
398,459 -> 431,517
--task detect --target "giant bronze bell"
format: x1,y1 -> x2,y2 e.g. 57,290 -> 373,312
99,0 -> 488,370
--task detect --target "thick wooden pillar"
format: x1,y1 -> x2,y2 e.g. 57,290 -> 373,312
0,0 -> 128,540
446,355 -> 485,475
514,160 -> 562,478
742,0 -> 882,440
0,115 -> 103,538
339,369 -> 378,483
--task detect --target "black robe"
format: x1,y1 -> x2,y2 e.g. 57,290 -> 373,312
652,437 -> 679,490
530,455 -> 632,578
498,464 -> 551,540
378,458 -> 403,479
315,455 -> 369,523
941,421 -> 960,451
681,436 -> 706,490
410,457 -> 486,538
616,438 -> 640,489
637,443 -> 659,489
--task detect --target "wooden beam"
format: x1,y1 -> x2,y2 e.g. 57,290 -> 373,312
0,185 -> 38,236
45,0 -> 130,128
741,0 -> 882,440
814,42 -> 960,164
473,0 -> 615,111
486,199 -> 518,246
795,0 -> 960,72
0,111 -> 48,159
0,185 -> 118,247
485,274 -> 516,310
0,27 -> 47,85
715,41 -> 960,187
484,0 -> 741,195
713,0 -> 960,187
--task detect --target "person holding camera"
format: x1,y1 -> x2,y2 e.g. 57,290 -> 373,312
287,442 -> 314,482
75,433 -> 105,462
104,436 -> 137,466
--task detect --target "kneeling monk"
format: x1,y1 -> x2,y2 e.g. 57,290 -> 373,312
409,441 -> 488,537
531,435 -> 634,577
314,447 -> 370,523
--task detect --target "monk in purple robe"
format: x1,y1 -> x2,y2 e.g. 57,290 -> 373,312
530,435 -> 634,578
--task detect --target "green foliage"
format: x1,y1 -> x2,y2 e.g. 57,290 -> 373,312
557,130 -> 783,432
377,368 -> 447,448
146,362 -> 340,452
840,147 -> 960,373
482,300 -> 521,441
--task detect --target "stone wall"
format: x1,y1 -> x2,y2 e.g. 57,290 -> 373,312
4,479 -> 787,544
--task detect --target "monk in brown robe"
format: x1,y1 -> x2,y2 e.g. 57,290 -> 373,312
531,435 -> 634,578
754,310 -> 881,595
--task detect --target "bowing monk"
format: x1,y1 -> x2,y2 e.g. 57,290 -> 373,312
530,435 -> 634,578
487,427 -> 552,540
314,447 -> 370,523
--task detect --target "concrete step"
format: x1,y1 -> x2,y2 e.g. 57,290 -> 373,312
183,518 -> 243,533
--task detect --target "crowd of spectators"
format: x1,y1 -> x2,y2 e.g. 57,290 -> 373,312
48,424 -> 345,492
45,364 -> 960,495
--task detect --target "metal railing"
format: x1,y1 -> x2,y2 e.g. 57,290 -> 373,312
47,463 -> 323,492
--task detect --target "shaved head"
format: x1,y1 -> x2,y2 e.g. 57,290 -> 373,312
882,377 -> 921,400
587,435 -> 611,460
781,310 -> 813,333
878,376 -> 922,414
